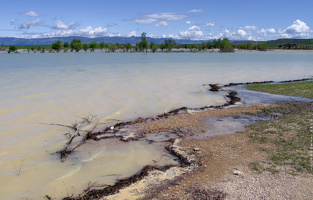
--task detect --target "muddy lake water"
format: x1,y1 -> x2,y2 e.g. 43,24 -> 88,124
0,51 -> 312,199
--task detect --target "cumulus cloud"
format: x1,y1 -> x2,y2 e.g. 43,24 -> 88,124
257,28 -> 276,36
220,28 -> 254,40
144,13 -> 188,21
178,25 -> 204,39
185,21 -> 192,25
18,19 -> 42,29
45,26 -> 114,38
52,20 -> 78,30
132,18 -> 157,24
155,21 -> 169,27
237,29 -> 248,36
286,20 -> 310,33
20,11 -> 41,17
204,22 -> 215,27
188,9 -> 205,13
279,20 -> 310,38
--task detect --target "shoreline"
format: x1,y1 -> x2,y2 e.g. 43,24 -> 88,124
60,79 -> 313,200
2,48 -> 313,53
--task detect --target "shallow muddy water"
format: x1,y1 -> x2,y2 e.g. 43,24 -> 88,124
0,51 -> 312,199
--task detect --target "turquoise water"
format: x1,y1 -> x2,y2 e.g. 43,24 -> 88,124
0,51 -> 312,199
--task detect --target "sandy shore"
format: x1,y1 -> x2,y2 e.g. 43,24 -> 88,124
101,102 -> 313,200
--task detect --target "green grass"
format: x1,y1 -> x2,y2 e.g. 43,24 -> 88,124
297,42 -> 313,46
247,81 -> 313,174
248,102 -> 313,175
267,44 -> 280,49
246,81 -> 313,99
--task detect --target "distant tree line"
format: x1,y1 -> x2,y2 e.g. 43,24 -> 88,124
5,33 -> 269,54
236,43 -> 269,51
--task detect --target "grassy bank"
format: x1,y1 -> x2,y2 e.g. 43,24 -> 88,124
246,81 -> 313,175
248,101 -> 313,175
246,81 -> 313,99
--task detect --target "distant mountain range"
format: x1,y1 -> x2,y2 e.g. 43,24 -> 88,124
0,36 -> 312,46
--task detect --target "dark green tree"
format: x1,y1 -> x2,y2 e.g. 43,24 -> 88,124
99,42 -> 106,51
246,43 -> 255,50
150,42 -> 157,53
138,32 -> 148,52
164,39 -> 176,51
108,43 -> 118,52
71,39 -> 83,52
219,38 -> 234,52
89,41 -> 98,52
159,43 -> 166,51
125,43 -> 132,52
83,43 -> 89,52
51,40 -> 63,52
63,42 -> 69,48
8,45 -> 17,53
257,43 -> 268,51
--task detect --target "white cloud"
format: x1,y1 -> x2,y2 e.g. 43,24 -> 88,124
155,21 -> 169,27
279,19 -> 310,38
220,28 -> 254,40
188,9 -> 205,13
204,22 -> 215,27
21,11 -> 41,17
185,21 -> 192,25
267,28 -> 276,33
53,20 -> 78,30
144,13 -> 188,21
243,26 -> 258,30
45,26 -> 114,38
178,25 -> 204,39
237,29 -> 248,36
127,31 -> 137,37
257,28 -> 276,36
132,18 -> 157,24
18,19 -> 42,29
286,20 -> 310,33
80,26 -> 109,36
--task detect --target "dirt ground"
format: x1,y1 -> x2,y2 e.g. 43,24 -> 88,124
104,102 -> 313,200
145,131 -> 313,200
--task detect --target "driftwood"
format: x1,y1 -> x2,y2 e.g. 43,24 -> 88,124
63,133 -> 194,200
226,91 -> 241,105
209,84 -> 221,91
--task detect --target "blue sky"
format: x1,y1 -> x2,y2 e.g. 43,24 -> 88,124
1,0 -> 313,40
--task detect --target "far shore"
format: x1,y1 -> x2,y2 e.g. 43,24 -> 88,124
2,47 -> 313,53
